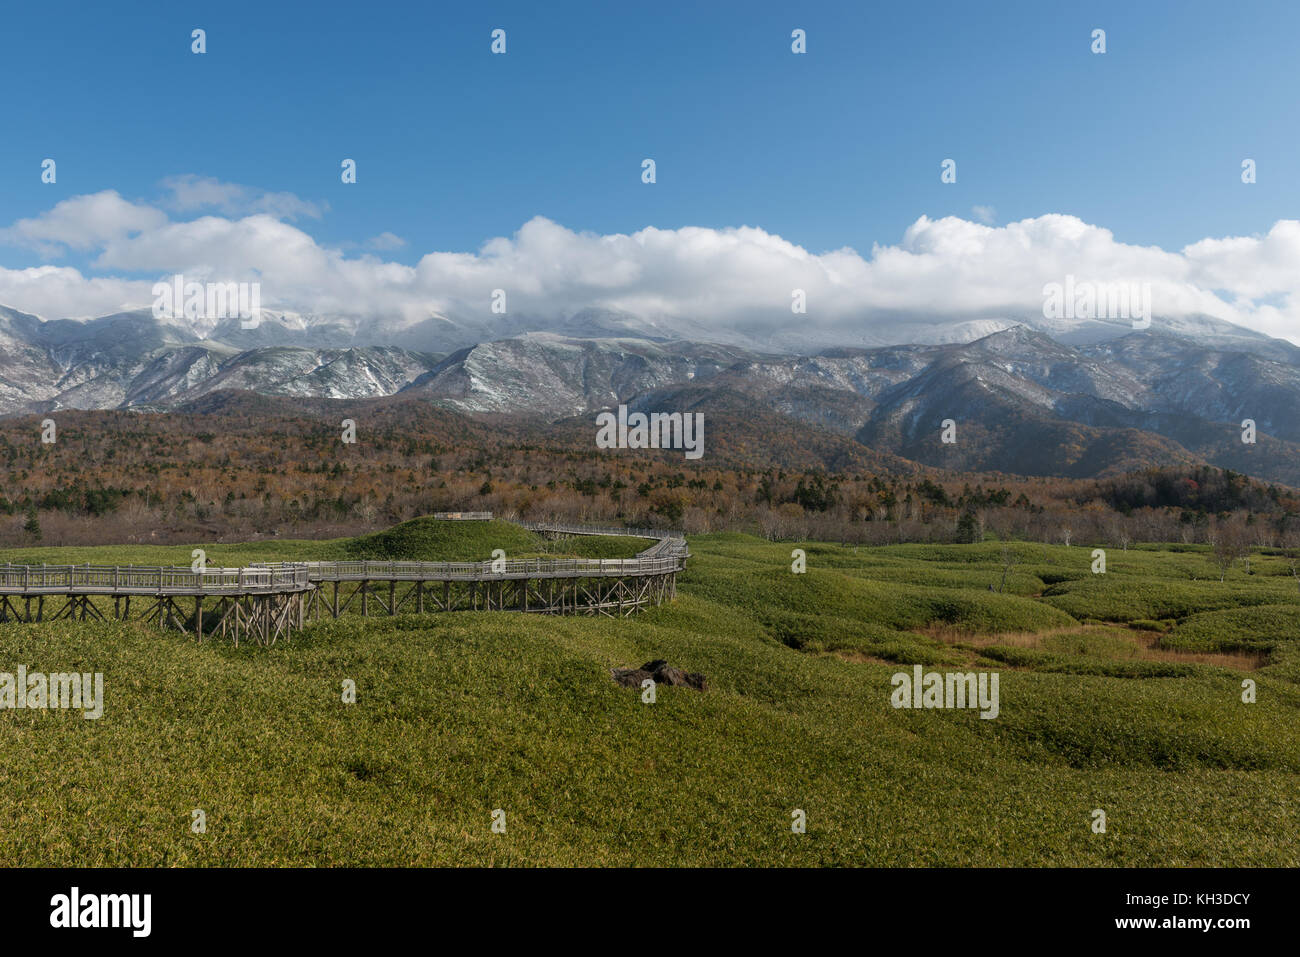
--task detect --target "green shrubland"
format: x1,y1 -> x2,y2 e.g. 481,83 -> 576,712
0,525 -> 1295,866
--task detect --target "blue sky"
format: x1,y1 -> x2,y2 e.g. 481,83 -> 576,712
3,0 -> 1294,259
0,0 -> 1296,344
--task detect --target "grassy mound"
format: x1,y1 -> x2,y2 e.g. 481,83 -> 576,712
343,518 -> 539,561
1041,576 -> 1295,622
1162,604 -> 1300,655
685,560 -> 1077,636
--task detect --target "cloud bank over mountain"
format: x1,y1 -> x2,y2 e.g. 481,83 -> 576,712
0,182 -> 1297,345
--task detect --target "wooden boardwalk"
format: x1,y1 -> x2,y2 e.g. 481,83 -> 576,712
0,522 -> 688,644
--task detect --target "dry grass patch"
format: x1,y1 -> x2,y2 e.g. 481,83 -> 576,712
1132,632 -> 1270,671
921,623 -> 1083,648
923,622 -> 1267,671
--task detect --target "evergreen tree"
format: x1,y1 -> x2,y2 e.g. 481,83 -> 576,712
23,508 -> 41,540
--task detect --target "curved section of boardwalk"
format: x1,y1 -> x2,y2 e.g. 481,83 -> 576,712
256,523 -> 688,627
0,522 -> 688,643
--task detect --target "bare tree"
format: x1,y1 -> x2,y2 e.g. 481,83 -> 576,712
1211,519 -> 1251,582
997,545 -> 1017,593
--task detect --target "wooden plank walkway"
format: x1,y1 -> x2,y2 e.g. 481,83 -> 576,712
0,563 -> 312,595
0,521 -> 689,642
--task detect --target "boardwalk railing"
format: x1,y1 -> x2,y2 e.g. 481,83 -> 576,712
252,554 -> 685,582
518,521 -> 683,541
0,562 -> 311,595
520,521 -> 690,563
249,523 -> 690,583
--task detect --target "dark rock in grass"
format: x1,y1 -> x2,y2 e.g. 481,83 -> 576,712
611,666 -> 652,687
612,659 -> 707,692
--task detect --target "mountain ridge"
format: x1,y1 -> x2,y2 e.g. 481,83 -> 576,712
2,302 -> 1298,485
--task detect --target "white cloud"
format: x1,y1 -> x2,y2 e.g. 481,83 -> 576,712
971,205 -> 996,225
160,175 -> 325,221
0,265 -> 152,319
0,192 -> 167,258
1,187 -> 1298,344
367,231 -> 407,250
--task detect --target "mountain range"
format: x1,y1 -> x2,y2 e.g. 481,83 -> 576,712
2,302 -> 1298,486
